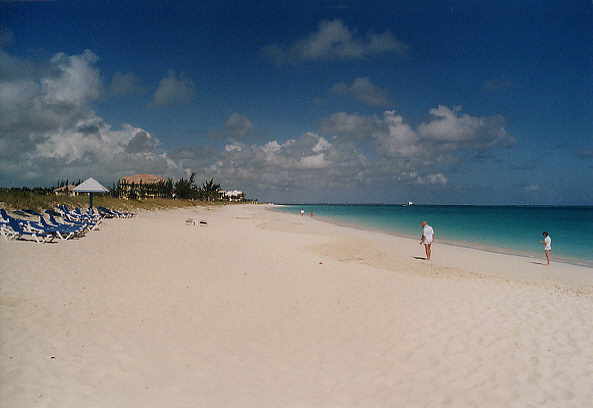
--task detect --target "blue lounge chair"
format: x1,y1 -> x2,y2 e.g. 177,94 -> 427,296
20,209 -> 84,239
96,206 -> 116,218
74,207 -> 102,222
57,205 -> 100,230
97,206 -> 135,218
2,216 -> 55,243
37,216 -> 85,239
43,215 -> 85,236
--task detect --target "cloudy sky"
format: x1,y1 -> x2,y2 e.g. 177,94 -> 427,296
1,0 -> 591,204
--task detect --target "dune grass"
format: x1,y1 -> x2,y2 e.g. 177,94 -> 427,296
0,190 -> 221,213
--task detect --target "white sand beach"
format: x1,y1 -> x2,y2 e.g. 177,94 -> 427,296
1,204 -> 592,407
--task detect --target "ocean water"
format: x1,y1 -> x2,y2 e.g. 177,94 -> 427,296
275,205 -> 593,267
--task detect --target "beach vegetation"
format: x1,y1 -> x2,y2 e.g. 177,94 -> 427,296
0,173 -> 257,212
201,178 -> 222,201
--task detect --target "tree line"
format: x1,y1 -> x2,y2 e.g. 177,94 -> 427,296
1,173 -> 254,203
111,172 -> 251,202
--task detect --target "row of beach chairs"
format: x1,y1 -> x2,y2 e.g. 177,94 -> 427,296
0,204 -> 135,243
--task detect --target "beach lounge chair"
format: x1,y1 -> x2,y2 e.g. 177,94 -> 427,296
96,206 -> 116,218
57,205 -> 100,230
199,219 -> 208,227
22,209 -> 83,236
2,216 -> 55,243
37,216 -> 84,239
74,207 -> 102,222
2,209 -> 66,241
25,217 -> 73,240
47,213 -> 86,233
113,209 -> 135,218
22,209 -> 44,218
0,222 -> 18,241
0,209 -> 10,223
0,209 -> 15,239
98,206 -> 136,218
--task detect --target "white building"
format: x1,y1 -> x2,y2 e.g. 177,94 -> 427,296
224,190 -> 244,201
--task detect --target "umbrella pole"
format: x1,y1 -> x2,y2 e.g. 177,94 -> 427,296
89,192 -> 93,215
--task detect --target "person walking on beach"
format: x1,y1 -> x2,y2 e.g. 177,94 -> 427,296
539,231 -> 551,265
301,209 -> 304,217
420,221 -> 434,260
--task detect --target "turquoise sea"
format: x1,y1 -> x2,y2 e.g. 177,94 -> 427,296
275,205 -> 593,267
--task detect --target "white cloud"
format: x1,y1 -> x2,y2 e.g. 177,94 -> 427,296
0,50 -> 173,186
262,19 -> 408,64
416,173 -> 448,185
174,131 -> 369,193
330,77 -> 392,107
417,105 -> 515,151
312,136 -> 332,153
210,113 -> 255,140
299,153 -> 330,169
0,49 -> 517,201
525,184 -> 541,191
152,69 -> 195,107
320,106 -> 515,159
125,130 -> 160,153
42,50 -> 102,105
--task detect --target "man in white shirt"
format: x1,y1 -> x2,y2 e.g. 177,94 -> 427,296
420,221 -> 435,260
539,231 -> 551,265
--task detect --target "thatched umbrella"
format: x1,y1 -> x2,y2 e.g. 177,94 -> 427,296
73,178 -> 108,215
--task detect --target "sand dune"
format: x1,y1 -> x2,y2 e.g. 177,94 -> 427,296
1,205 -> 592,407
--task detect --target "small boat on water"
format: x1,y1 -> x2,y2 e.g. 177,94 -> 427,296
404,201 -> 414,206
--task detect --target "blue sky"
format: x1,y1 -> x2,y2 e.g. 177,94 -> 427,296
1,0 -> 591,204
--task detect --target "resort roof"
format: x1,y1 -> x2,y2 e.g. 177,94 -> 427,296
121,173 -> 165,185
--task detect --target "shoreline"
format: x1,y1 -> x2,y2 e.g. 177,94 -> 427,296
266,206 -> 593,294
2,204 -> 592,406
270,205 -> 593,269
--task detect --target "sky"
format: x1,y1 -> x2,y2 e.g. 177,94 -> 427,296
0,0 -> 592,204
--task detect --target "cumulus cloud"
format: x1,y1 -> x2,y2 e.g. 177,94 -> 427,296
152,69 -> 195,107
0,50 -> 173,186
125,130 -> 160,153
330,77 -> 392,107
173,106 -> 509,197
173,130 -> 370,193
210,113 -> 255,140
0,49 -> 517,201
319,107 -> 515,166
417,105 -> 515,151
262,19 -> 408,64
42,50 -> 103,105
415,173 -> 448,185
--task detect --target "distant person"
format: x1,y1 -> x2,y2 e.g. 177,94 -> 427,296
310,211 -> 313,218
419,221 -> 434,260
301,209 -> 304,217
539,231 -> 551,265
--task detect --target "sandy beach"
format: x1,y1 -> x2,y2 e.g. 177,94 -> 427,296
1,204 -> 592,407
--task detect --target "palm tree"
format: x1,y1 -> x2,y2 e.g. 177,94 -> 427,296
201,178 -> 221,201
175,171 -> 197,199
